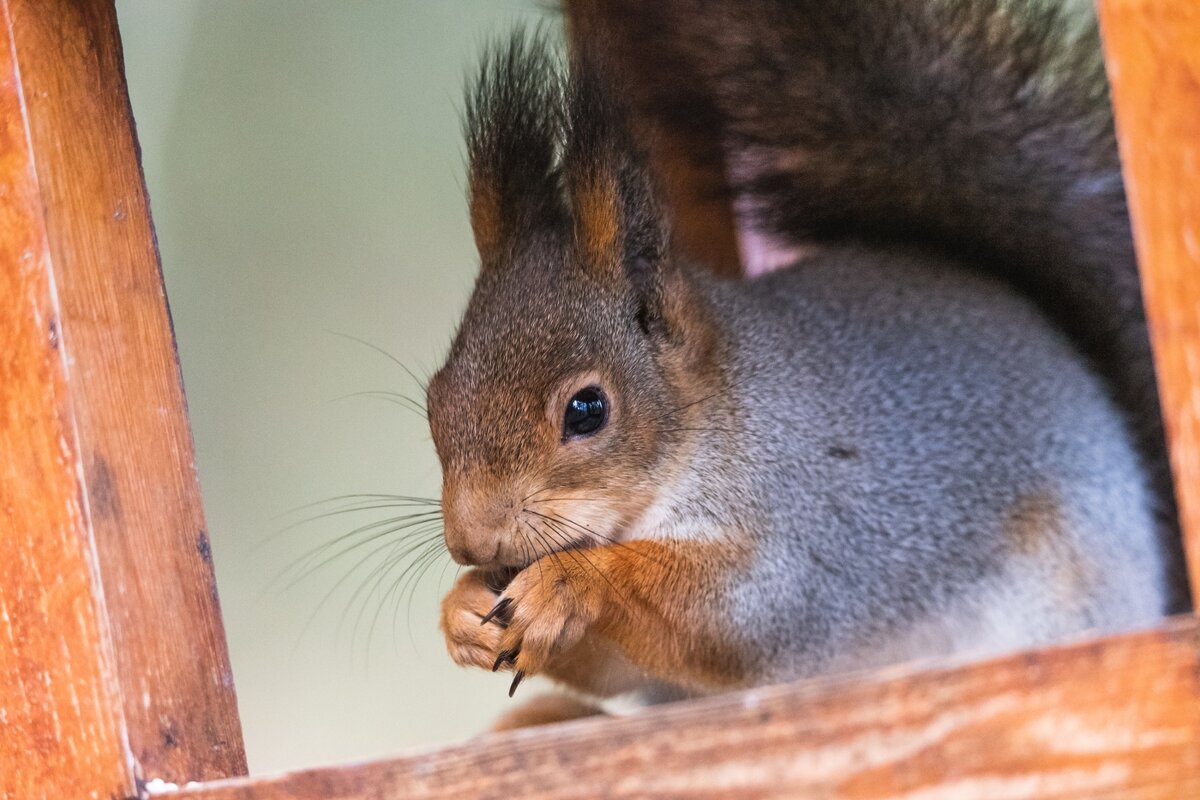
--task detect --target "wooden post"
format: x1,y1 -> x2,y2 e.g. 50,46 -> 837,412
0,7 -> 135,796
1098,0 -> 1200,598
0,0 -> 246,795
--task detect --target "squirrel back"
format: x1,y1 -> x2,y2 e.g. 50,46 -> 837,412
567,0 -> 1185,608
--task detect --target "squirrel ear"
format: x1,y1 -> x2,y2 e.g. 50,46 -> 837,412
564,49 -> 668,298
569,168 -> 623,277
465,30 -> 565,268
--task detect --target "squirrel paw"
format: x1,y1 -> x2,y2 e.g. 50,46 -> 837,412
439,569 -> 506,670
487,557 -> 604,695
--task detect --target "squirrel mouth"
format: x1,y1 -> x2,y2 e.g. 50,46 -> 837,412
481,564 -> 523,593
488,530 -> 597,582
479,535 -> 597,591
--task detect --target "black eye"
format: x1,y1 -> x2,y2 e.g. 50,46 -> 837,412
563,387 -> 608,439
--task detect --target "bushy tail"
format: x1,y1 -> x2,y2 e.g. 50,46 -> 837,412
567,0 -> 1185,605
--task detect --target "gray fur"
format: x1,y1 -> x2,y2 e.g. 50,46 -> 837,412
680,251 -> 1164,683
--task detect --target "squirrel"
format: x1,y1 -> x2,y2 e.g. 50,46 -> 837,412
428,0 -> 1187,727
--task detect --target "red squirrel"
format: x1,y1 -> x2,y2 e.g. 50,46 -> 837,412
428,0 -> 1184,728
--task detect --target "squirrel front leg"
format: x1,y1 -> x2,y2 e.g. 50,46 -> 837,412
441,569 -> 647,697
485,538 -> 753,695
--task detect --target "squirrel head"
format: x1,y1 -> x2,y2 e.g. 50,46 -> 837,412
427,32 -> 721,567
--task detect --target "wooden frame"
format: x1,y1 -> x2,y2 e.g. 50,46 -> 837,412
1,0 -> 1196,797
0,1 -> 244,797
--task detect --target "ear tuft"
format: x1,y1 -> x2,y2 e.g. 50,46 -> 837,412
564,45 -> 668,291
465,29 -> 565,267
572,171 -> 622,272
464,29 -> 669,299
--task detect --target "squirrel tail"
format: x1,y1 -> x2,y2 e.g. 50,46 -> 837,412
567,0 -> 1185,606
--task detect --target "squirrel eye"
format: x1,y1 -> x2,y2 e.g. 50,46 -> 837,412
563,387 -> 608,439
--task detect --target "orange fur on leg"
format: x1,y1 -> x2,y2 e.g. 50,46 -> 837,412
486,538 -> 751,694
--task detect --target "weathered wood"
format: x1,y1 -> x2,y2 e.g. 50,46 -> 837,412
1099,0 -> 1200,602
2,0 -> 246,786
175,619 -> 1200,799
0,5 -> 135,798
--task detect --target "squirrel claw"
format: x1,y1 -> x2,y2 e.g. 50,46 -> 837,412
480,597 -> 512,626
492,648 -> 519,672
508,670 -> 526,697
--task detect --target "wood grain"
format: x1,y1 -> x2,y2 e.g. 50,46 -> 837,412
176,619 -> 1200,800
3,0 -> 246,785
1099,0 -> 1200,602
0,4 -> 135,798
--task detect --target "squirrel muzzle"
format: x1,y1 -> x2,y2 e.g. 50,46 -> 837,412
441,478 -> 518,566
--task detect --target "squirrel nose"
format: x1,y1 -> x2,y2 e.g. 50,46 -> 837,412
445,533 -> 499,566
442,487 -> 506,566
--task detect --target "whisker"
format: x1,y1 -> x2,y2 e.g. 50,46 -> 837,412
520,486 -> 553,504
341,389 -> 427,407
529,509 -> 671,571
276,514 -> 444,589
346,537 -> 432,653
399,547 -> 455,654
276,493 -> 442,518
368,540 -> 441,656
645,388 -> 727,425
399,545 -> 451,643
397,538 -> 447,614
532,518 -> 616,615
538,516 -> 634,614
524,496 -> 610,504
326,329 -> 431,392
265,496 -> 441,543
334,390 -> 428,420
292,528 -> 442,652
366,537 -> 447,656
309,522 -> 443,591
436,550 -> 457,594
271,506 -> 443,542
338,529 -> 445,648
644,374 -> 752,427
522,523 -> 554,595
512,529 -> 532,574
530,526 -> 571,591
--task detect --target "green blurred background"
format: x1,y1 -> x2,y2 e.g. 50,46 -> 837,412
114,1 -> 545,776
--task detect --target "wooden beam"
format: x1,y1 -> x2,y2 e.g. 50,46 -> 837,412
0,4 -> 136,797
1,0 -> 246,787
176,618 -> 1200,799
1099,0 -> 1200,600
